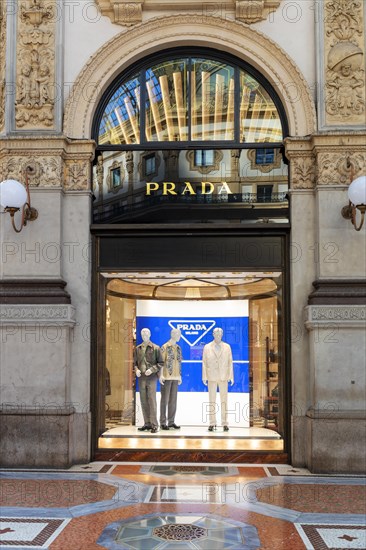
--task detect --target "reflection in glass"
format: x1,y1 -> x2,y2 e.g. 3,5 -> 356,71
240,72 -> 282,143
97,57 -> 284,145
99,74 -> 140,145
146,59 -> 188,141
191,58 -> 235,141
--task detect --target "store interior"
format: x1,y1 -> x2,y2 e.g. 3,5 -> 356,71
98,271 -> 284,452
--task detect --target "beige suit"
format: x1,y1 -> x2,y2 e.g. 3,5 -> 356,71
202,341 -> 234,382
202,341 -> 234,426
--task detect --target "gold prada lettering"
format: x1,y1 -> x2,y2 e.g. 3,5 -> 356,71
163,182 -> 177,195
182,182 -> 195,195
218,182 -> 232,194
145,182 -> 233,196
201,182 -> 214,194
146,182 -> 159,195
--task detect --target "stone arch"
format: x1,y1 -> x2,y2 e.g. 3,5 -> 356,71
63,15 -> 316,139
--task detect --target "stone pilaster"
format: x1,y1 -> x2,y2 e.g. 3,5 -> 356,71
317,0 -> 366,129
14,0 -> 60,131
0,0 -> 6,134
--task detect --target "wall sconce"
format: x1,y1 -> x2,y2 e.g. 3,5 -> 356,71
341,175 -> 366,231
0,167 -> 38,233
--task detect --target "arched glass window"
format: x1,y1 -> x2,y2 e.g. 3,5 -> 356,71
92,49 -> 288,224
95,51 -> 285,146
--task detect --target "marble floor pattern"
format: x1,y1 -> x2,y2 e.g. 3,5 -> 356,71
0,463 -> 365,549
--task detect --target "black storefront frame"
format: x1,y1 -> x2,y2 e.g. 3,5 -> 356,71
90,224 -> 291,462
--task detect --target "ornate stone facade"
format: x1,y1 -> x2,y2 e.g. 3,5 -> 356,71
95,0 -> 281,26
0,0 -> 6,133
0,304 -> 76,325
286,134 -> 366,188
0,137 -> 95,190
324,0 -> 366,125
284,137 -> 316,190
63,15 -> 316,140
15,0 -> 56,129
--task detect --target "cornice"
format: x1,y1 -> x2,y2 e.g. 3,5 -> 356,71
95,0 -> 281,26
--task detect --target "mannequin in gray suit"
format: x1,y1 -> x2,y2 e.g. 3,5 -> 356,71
202,327 -> 234,432
160,328 -> 182,430
134,328 -> 163,433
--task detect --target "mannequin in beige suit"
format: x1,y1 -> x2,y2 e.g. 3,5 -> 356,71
202,327 -> 234,432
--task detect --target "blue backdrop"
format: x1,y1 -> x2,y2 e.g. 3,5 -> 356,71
136,315 -> 249,393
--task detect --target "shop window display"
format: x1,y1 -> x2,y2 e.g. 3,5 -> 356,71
100,271 -> 284,452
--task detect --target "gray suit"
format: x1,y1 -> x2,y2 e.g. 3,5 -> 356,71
134,341 -> 163,427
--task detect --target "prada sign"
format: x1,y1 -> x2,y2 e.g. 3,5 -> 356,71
146,182 -> 233,195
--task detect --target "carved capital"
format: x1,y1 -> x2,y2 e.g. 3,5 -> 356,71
291,156 -> 316,189
64,160 -> 92,191
0,136 -> 95,191
284,137 -> 316,190
317,151 -> 366,185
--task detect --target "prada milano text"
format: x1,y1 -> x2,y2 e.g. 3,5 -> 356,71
146,182 -> 233,195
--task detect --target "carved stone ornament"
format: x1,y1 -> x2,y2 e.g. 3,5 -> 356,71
95,0 -> 281,26
0,156 -> 62,187
15,0 -> 56,129
0,137 -> 95,190
291,155 -> 316,189
64,161 -> 89,191
236,0 -> 280,23
317,152 -> 366,185
0,1 -> 6,133
0,304 -> 76,326
324,0 -> 366,124
305,305 -> 366,331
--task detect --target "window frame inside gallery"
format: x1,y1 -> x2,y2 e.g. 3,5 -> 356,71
91,228 -> 291,459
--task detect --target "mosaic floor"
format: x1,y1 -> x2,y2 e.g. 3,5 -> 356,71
0,463 -> 365,549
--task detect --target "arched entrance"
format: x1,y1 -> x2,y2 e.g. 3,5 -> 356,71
63,16 -> 316,462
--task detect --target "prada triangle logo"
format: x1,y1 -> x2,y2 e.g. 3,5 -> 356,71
168,319 -> 216,347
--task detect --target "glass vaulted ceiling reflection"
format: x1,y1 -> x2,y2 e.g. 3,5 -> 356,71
98,57 -> 283,145
105,272 -> 281,300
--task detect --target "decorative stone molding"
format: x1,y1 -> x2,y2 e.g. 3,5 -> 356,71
0,304 -> 76,325
317,151 -> 366,185
64,15 -> 316,140
284,137 -> 316,190
0,280 -> 71,304
0,1 -> 6,133
247,148 -> 282,173
15,0 -> 56,129
0,136 -> 95,190
235,0 -> 280,23
308,279 -> 366,305
107,160 -> 125,193
305,305 -> 366,330
95,0 -> 281,26
286,134 -> 366,187
186,149 -> 224,175
318,0 -> 366,127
